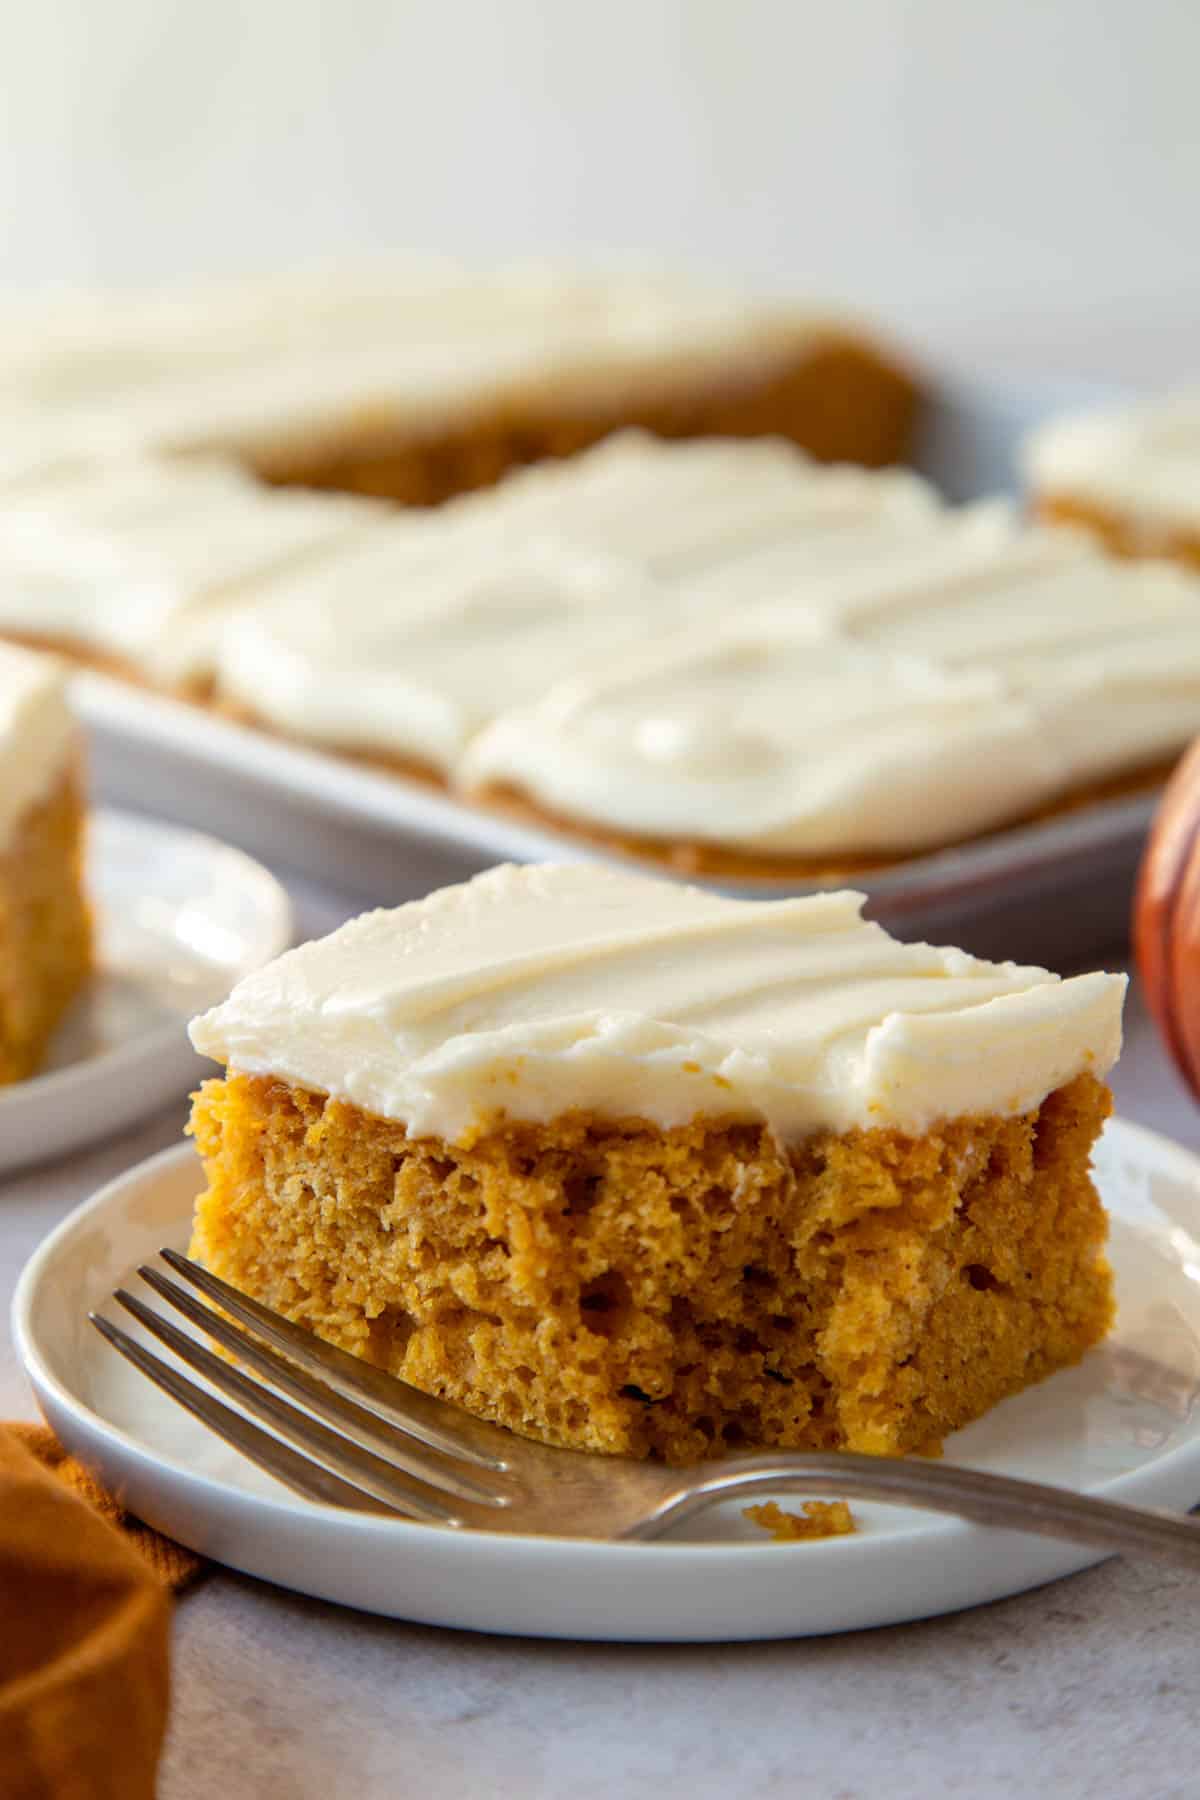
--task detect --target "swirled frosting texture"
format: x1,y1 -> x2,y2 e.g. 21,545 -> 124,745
216,534 -> 673,767
199,430 -> 1200,854
459,471 -> 1200,855
0,264 -> 853,465
0,642 -> 76,847
0,458 -> 383,681
441,430 -> 940,572
189,863 -> 1126,1144
213,439 -> 943,769
462,630 -> 1066,855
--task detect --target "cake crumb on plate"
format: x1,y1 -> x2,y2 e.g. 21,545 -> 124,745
744,1500 -> 857,1542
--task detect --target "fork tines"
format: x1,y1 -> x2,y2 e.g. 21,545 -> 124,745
89,1251 -> 516,1526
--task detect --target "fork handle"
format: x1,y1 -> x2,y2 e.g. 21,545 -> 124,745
627,1451 -> 1200,1569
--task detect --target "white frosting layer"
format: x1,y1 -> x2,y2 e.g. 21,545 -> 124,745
1,421 -> 1196,861
211,434 -> 949,768
0,459 -> 384,681
463,501 -> 1200,855
0,413 -> 100,492
217,533 -> 671,768
188,863 -> 1126,1143
444,430 -> 941,574
1024,387 -> 1200,535
461,629 -> 1065,856
0,642 -> 76,848
0,265 -> 854,465
849,552 -> 1200,793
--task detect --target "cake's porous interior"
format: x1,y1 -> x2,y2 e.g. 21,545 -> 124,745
189,1070 -> 1113,1462
0,762 -> 92,1083
253,336 -> 919,503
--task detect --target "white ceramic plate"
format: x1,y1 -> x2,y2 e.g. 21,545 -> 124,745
14,1118 -> 1200,1642
0,809 -> 291,1176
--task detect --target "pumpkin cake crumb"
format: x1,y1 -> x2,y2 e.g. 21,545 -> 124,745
744,1500 -> 857,1542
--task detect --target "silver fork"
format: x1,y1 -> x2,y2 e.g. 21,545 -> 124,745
88,1249 -> 1200,1566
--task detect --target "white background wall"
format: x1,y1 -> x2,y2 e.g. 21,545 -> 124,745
2,0 -> 1198,378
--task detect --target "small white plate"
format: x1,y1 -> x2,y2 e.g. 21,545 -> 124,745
0,809 -> 291,1175
14,1118 -> 1200,1641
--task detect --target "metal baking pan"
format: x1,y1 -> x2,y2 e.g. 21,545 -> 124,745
80,370 -> 1147,969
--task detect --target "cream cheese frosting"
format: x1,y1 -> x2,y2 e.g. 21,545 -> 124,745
0,458 -> 384,683
2,423 -> 1196,861
838,542 -> 1200,794
460,629 -> 1064,856
462,516 -> 1200,856
188,863 -> 1126,1143
0,642 -> 76,848
0,412 -> 102,493
1024,387 -> 1200,536
0,265 -> 858,467
210,433 -> 952,767
215,532 -> 673,769
443,429 -> 942,576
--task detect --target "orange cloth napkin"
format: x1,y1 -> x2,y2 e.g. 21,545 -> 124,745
0,1422 -> 203,1800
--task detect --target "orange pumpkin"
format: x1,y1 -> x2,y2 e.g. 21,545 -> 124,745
1134,737 -> 1200,1097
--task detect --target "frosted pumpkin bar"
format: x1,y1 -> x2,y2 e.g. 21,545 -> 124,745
1024,386 -> 1200,571
211,438 -> 946,776
187,864 -> 1123,1463
0,642 -> 91,1082
462,515 -> 1200,876
0,457 -> 383,692
0,265 -> 920,504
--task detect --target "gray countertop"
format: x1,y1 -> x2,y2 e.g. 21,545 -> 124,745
2,896 -> 1197,1800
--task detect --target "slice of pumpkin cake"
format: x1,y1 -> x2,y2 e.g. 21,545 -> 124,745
0,642 -> 91,1082
187,863 -> 1123,1463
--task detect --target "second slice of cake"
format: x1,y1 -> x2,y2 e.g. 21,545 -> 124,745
0,642 -> 91,1082
187,864 -> 1124,1463
1024,386 -> 1200,570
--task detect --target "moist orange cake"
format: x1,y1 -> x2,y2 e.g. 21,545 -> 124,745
0,643 -> 91,1083
187,864 -> 1123,1464
1024,388 -> 1200,570
0,266 -> 919,506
